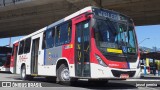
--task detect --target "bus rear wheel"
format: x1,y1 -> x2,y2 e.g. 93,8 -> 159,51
21,65 -> 33,80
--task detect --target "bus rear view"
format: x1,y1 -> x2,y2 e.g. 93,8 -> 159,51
0,47 -> 12,72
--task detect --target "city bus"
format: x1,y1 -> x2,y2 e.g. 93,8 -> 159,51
0,46 -> 12,72
10,42 -> 19,74
12,6 -> 141,84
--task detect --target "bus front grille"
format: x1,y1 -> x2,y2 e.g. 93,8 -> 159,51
111,70 -> 136,77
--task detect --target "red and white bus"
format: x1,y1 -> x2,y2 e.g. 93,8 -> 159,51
0,46 -> 12,72
10,42 -> 19,74
12,6 -> 141,84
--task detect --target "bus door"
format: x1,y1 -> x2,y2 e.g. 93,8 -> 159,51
31,38 -> 40,75
11,43 -> 18,73
73,14 -> 91,77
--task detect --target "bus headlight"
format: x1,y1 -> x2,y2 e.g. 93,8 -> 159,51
95,54 -> 108,67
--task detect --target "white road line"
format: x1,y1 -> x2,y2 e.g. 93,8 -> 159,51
138,87 -> 160,90
126,79 -> 160,81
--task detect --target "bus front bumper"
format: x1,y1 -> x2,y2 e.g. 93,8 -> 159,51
90,63 -> 141,79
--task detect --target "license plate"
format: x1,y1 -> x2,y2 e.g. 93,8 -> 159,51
120,74 -> 129,79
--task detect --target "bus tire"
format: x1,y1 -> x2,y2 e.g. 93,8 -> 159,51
21,65 -> 27,80
21,65 -> 33,80
57,64 -> 71,85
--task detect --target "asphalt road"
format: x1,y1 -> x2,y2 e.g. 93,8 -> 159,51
0,72 -> 160,90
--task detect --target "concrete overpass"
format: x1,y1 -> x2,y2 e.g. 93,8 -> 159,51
0,0 -> 160,38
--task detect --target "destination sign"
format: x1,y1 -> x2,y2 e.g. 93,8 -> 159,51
92,8 -> 130,22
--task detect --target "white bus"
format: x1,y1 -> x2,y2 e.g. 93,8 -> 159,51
12,6 -> 141,85
0,47 -> 12,72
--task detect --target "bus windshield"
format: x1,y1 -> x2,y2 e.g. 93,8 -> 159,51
94,18 -> 137,54
0,54 -> 7,66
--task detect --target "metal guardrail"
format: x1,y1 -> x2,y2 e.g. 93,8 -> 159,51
0,0 -> 31,7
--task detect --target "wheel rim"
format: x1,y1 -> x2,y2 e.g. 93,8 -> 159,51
61,68 -> 70,81
22,68 -> 26,78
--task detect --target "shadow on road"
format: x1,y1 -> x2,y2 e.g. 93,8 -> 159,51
70,81 -> 137,89
12,77 -> 138,89
0,71 -> 12,74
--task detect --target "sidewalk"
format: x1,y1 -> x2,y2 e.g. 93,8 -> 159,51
125,74 -> 160,81
141,74 -> 160,79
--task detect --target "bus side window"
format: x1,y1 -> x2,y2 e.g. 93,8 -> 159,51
24,38 -> 31,54
42,28 -> 55,49
55,21 -> 72,46
46,28 -> 55,48
55,26 -> 60,46
60,21 -> 72,44
60,23 -> 68,45
68,21 -> 72,43
18,40 -> 24,55
52,27 -> 55,46
42,32 -> 46,49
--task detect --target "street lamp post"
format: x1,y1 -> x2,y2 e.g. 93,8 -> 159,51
138,38 -> 150,76
138,38 -> 150,45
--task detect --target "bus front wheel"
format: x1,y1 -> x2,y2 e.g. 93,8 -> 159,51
57,64 -> 78,85
57,64 -> 70,85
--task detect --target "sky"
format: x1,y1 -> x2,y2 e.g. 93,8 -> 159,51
0,36 -> 23,47
135,25 -> 160,49
0,25 -> 160,49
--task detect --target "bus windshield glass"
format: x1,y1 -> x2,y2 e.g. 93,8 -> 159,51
0,54 -> 7,66
94,18 -> 137,54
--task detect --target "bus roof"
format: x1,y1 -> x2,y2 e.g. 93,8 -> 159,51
16,6 -> 92,42
13,6 -> 131,43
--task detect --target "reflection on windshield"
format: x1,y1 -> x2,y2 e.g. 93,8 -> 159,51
115,23 -> 136,48
95,19 -> 137,54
